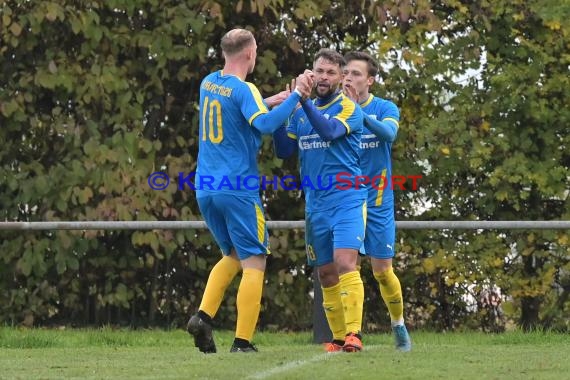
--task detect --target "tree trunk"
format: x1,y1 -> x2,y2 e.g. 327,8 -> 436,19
519,251 -> 543,331
520,295 -> 541,331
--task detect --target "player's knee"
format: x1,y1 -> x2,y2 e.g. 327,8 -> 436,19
334,248 -> 358,274
240,254 -> 266,271
371,258 -> 392,274
318,264 -> 339,287
336,262 -> 356,275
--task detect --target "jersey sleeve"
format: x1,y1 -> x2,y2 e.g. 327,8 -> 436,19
236,82 -> 270,125
286,108 -> 302,140
378,100 -> 400,128
332,95 -> 361,135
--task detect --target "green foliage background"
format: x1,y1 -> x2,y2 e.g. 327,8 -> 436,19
1,0 -> 568,331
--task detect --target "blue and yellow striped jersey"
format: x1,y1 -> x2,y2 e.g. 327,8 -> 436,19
359,94 -> 400,208
196,70 -> 269,196
287,92 -> 366,212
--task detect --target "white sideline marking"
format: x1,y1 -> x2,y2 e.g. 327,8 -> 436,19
248,345 -> 381,380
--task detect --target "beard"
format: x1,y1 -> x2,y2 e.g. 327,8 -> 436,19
315,82 -> 338,98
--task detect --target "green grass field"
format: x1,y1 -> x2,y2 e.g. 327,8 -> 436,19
1,327 -> 568,379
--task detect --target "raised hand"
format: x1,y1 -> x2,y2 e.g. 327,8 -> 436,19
303,69 -> 315,84
295,72 -> 314,100
289,77 -> 296,92
343,83 -> 359,103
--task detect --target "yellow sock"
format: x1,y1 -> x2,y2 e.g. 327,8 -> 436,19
339,271 -> 364,334
235,268 -> 264,341
199,255 -> 241,318
374,267 -> 404,323
321,283 -> 346,341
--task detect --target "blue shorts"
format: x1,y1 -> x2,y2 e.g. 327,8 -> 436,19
305,200 -> 367,267
360,206 -> 395,259
197,193 -> 269,260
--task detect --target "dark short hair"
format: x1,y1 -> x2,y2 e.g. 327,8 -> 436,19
313,48 -> 345,68
344,51 -> 379,77
221,29 -> 255,56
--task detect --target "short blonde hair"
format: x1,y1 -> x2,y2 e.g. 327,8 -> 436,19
221,29 -> 255,56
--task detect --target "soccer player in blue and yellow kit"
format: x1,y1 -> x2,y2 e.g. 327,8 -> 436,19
187,28 -> 312,353
343,51 -> 412,351
273,49 -> 367,353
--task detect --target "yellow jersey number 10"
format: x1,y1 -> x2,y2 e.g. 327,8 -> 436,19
201,96 -> 223,143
